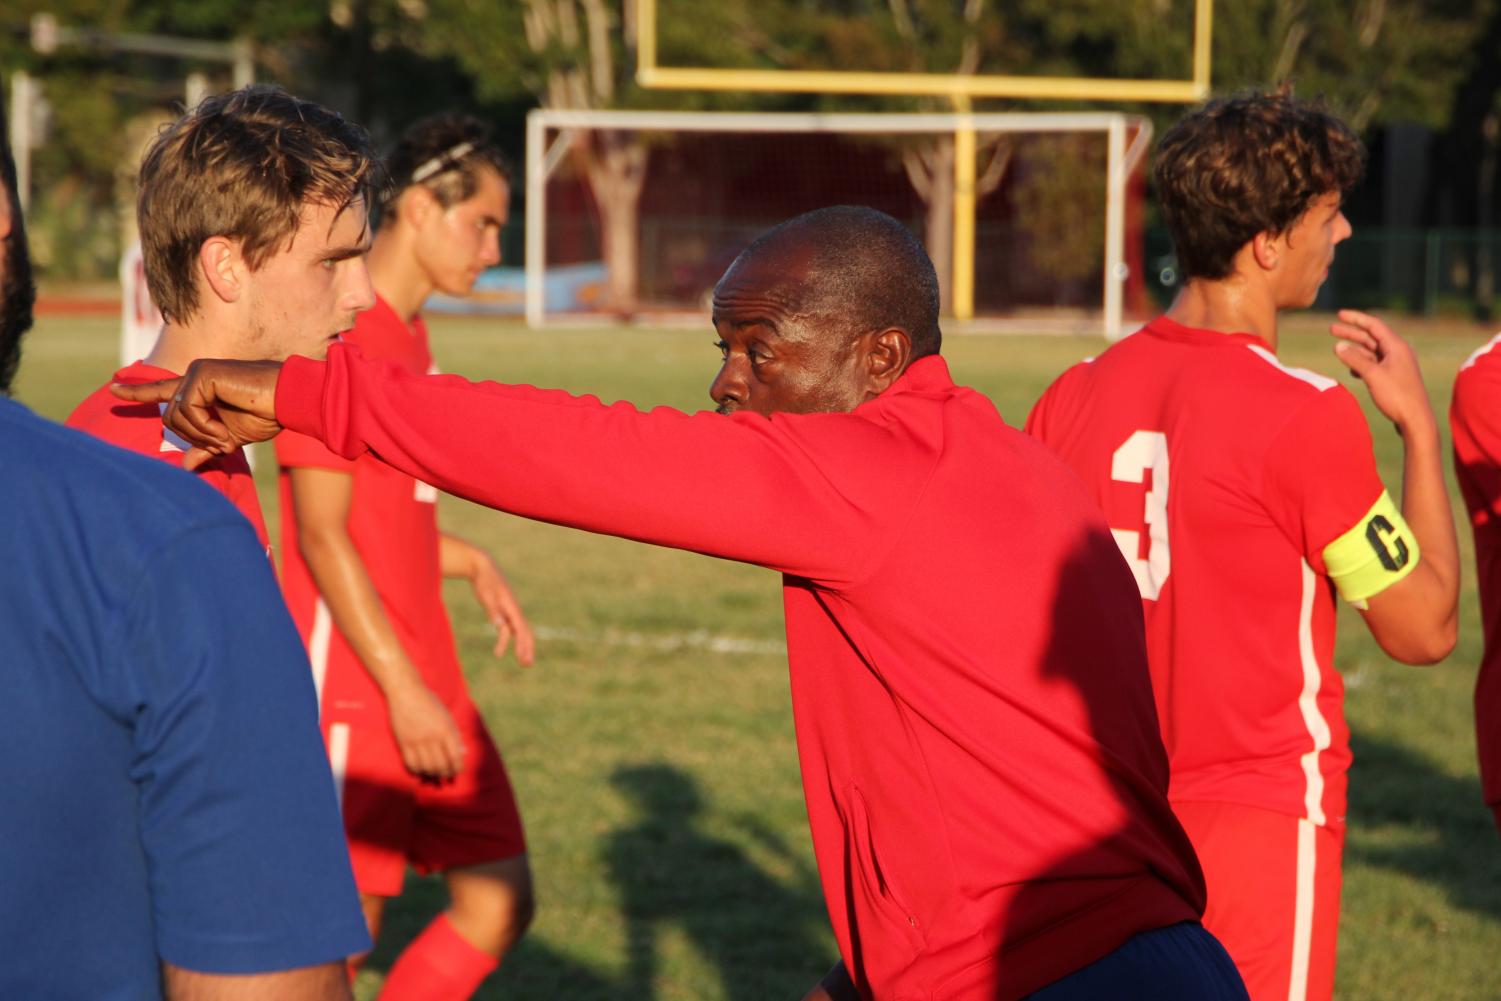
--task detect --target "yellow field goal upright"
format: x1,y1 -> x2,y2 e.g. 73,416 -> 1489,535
637,0 -> 1213,105
623,0 -> 1214,335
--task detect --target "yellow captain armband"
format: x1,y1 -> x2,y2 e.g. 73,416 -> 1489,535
1322,490 -> 1420,604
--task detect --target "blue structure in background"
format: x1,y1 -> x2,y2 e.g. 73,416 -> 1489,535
426,262 -> 608,316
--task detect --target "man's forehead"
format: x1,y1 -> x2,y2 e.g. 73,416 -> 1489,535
294,196 -> 370,251
714,244 -> 815,313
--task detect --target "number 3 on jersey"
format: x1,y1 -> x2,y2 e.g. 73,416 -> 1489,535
1110,430 -> 1171,600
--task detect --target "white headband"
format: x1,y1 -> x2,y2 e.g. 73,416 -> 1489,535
410,141 -> 476,183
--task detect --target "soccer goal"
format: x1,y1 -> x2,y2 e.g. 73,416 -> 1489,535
525,109 -> 1153,339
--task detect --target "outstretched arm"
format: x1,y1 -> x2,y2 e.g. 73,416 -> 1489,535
115,349 -> 924,584
1331,310 -> 1460,663
288,465 -> 465,780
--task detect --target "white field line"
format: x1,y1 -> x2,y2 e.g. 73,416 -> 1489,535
531,625 -> 786,657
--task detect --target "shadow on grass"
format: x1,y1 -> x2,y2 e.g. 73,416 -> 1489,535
1346,729 -> 1501,922
360,870 -> 623,1001
356,764 -> 833,1000
605,763 -> 833,1001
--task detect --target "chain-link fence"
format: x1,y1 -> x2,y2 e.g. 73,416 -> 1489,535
1147,228 -> 1501,320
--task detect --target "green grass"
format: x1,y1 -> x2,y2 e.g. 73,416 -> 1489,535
14,311 -> 1501,999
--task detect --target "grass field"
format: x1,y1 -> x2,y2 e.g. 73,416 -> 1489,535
14,310 -> 1501,1000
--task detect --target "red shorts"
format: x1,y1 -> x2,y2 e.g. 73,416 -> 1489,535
324,698 -> 527,897
1174,801 -> 1343,1001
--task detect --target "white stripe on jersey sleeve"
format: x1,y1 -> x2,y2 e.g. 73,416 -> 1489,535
1296,559 -> 1331,826
156,402 -> 193,454
1246,345 -> 1338,392
1460,332 -> 1501,372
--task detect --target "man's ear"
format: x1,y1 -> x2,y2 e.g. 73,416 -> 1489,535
0,188 -> 12,242
1250,229 -> 1280,272
198,236 -> 246,305
864,327 -> 913,396
398,185 -> 439,230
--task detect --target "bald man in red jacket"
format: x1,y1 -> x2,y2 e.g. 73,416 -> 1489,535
118,205 -> 1246,1001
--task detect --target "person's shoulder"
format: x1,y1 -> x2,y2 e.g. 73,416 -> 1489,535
4,398 -> 249,546
1233,340 -> 1341,397
1456,332 -> 1501,399
346,297 -> 415,358
65,364 -> 180,456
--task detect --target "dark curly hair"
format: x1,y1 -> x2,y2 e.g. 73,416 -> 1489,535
1154,91 -> 1366,282
381,113 -> 510,216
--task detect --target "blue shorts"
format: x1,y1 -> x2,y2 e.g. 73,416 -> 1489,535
1026,921 -> 1249,1000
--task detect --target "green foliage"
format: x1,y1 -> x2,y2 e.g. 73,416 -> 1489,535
6,0 -> 1499,282
1209,0 -> 1490,130
1010,134 -> 1107,284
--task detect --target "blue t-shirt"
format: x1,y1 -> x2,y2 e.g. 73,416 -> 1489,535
0,397 -> 370,999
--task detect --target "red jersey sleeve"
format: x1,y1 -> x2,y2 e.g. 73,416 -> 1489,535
275,345 -> 935,585
274,427 -> 356,473
1260,387 -> 1386,577
1452,349 -> 1501,530
1451,344 -> 1501,819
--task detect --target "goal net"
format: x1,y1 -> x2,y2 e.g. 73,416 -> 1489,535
525,110 -> 1152,338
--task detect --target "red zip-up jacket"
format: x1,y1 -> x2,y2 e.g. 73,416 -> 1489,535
276,345 -> 1205,1000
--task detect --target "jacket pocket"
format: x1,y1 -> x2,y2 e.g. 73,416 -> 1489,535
846,784 -> 927,954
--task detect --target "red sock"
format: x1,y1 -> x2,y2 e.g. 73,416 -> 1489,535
377,913 -> 498,1001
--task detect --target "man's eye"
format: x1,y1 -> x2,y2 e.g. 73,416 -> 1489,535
321,259 -> 336,270
713,340 -> 728,358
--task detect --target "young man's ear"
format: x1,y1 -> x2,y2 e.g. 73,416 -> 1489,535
198,236 -> 246,304
397,185 -> 439,230
1250,229 -> 1280,272
864,327 -> 913,396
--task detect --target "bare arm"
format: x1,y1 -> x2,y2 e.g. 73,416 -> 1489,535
287,465 -> 465,778
1331,310 -> 1460,663
162,961 -> 351,1001
438,533 -> 536,666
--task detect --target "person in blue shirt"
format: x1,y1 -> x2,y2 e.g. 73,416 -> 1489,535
0,84 -> 369,1001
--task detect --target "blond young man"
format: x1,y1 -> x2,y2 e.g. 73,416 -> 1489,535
68,84 -> 377,544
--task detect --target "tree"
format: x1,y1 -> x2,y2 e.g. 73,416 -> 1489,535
419,0 -> 765,317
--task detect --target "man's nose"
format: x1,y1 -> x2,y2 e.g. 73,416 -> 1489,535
482,230 -> 502,268
710,359 -> 746,408
347,260 -> 377,313
1334,211 -> 1353,244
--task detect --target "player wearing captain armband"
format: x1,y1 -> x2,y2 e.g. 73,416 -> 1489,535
1028,91 -> 1458,1001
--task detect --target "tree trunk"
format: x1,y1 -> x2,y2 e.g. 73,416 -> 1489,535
905,137 -> 956,313
926,152 -> 955,314
581,130 -> 648,318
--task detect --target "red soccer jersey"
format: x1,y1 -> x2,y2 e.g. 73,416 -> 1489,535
273,344 -> 1206,1000
1027,316 -> 1391,830
275,298 -> 465,725
67,362 -> 270,550
1450,332 -> 1501,822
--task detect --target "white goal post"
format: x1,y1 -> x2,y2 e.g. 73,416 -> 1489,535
525,109 -> 1152,339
